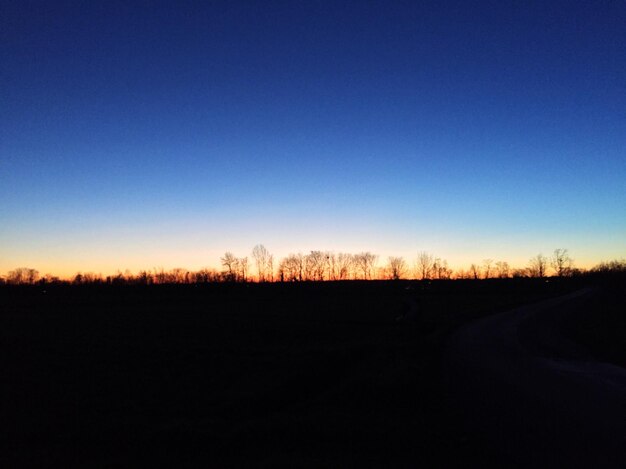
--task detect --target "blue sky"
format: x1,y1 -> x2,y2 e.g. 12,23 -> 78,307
1,1 -> 625,276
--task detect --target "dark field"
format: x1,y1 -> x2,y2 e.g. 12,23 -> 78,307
561,284 -> 626,368
0,278 -> 614,467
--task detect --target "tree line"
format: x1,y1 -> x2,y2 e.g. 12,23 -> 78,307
2,246 -> 624,285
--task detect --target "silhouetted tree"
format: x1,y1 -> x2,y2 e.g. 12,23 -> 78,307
469,263 -> 481,280
432,258 -> 452,279
306,251 -> 327,281
592,259 -> 626,273
551,249 -> 573,277
221,252 -> 238,281
495,261 -> 510,278
7,267 -> 39,284
194,268 -> 219,283
41,273 -> 61,284
511,268 -> 527,278
355,252 -> 377,279
171,268 -> 187,284
279,253 -> 306,281
454,268 -> 468,279
279,254 -> 297,281
137,270 -> 151,285
237,257 -> 248,282
153,268 -> 167,284
528,254 -> 547,278
72,272 -> 103,284
482,259 -> 493,279
252,244 -> 273,282
416,252 -> 434,280
386,256 -> 407,280
337,253 -> 354,280
326,253 -> 337,280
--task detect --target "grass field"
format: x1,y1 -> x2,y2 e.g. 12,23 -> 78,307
0,278 -> 600,467
560,281 -> 626,368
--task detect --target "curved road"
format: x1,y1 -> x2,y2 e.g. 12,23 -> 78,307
445,288 -> 626,468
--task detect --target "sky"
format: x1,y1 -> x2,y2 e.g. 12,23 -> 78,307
1,0 -> 625,277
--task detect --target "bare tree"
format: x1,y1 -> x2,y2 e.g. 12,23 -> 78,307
355,252 -> 377,279
306,251 -> 328,281
432,258 -> 452,279
416,252 -> 434,280
294,253 -> 305,281
469,263 -> 481,280
326,253 -> 337,280
171,268 -> 187,284
6,267 -> 39,285
432,258 -> 441,279
590,259 -> 626,274
551,249 -> 573,277
237,257 -> 248,282
386,256 -> 407,280
336,253 -> 353,280
528,254 -> 547,278
266,254 -> 274,282
278,254 -> 302,282
494,261 -> 510,278
152,268 -> 165,284
252,244 -> 273,282
221,252 -> 238,281
136,270 -> 151,285
280,253 -> 306,281
202,268 -> 219,283
482,259 -> 493,279
277,258 -> 286,282
41,273 -> 61,284
512,268 -> 528,278
454,269 -> 467,279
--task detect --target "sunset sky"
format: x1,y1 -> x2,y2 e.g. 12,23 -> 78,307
1,1 -> 625,277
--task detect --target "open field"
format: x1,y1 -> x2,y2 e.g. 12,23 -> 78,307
560,282 -> 626,368
1,278 -> 617,467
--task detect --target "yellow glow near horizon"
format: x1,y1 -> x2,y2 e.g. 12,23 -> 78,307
0,248 -> 619,280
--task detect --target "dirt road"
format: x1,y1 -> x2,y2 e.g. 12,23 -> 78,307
445,288 -> 626,468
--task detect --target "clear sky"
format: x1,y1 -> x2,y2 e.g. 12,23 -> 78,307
1,1 -> 625,277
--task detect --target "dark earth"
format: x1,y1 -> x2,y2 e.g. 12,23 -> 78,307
1,278 -> 623,467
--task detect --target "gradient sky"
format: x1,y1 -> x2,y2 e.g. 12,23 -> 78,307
2,1 -> 625,277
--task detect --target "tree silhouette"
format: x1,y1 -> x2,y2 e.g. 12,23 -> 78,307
528,254 -> 547,278
416,252 -> 434,280
355,252 -> 377,280
307,251 -> 327,281
495,261 -> 510,278
278,254 -> 302,282
221,252 -> 238,281
551,249 -> 573,277
7,267 -> 39,284
482,259 -> 493,279
432,258 -> 452,279
252,244 -> 273,282
387,256 -> 407,280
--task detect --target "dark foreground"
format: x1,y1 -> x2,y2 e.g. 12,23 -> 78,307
446,288 -> 626,469
1,279 -> 622,467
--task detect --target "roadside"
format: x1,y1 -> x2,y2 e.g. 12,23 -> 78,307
445,289 -> 626,468
559,283 -> 626,368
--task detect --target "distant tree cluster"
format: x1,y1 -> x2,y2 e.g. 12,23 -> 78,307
588,259 -> 626,276
276,251 -> 378,281
220,253 -> 248,282
3,247 -> 623,286
5,267 -> 40,284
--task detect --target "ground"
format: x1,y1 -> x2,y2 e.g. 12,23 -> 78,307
1,278 -> 618,467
